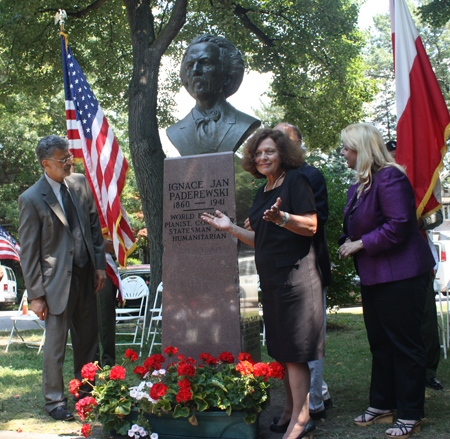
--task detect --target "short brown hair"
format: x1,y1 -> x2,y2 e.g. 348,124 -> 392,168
241,129 -> 305,179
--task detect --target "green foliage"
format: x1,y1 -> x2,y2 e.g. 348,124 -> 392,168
315,150 -> 359,309
420,0 -> 450,27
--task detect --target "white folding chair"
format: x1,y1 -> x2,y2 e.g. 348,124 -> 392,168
147,282 -> 163,356
5,291 -> 46,354
438,282 -> 450,359
115,276 -> 149,356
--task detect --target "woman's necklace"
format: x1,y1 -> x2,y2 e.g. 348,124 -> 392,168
264,171 -> 286,192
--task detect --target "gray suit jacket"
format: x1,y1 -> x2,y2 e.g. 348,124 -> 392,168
18,173 -> 106,315
166,101 -> 261,156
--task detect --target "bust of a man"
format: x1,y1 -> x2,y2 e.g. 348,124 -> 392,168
166,35 -> 261,156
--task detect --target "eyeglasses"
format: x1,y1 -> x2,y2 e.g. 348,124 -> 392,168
50,154 -> 74,165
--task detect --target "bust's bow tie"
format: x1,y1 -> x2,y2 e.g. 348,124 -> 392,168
195,109 -> 221,129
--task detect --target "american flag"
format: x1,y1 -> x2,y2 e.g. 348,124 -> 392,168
0,225 -> 20,262
61,34 -> 136,264
61,34 -> 136,299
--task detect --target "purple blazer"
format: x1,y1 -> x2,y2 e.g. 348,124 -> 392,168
339,166 -> 434,286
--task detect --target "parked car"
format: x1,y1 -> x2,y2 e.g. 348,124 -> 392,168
0,265 -> 17,308
118,264 -> 151,284
433,240 -> 450,294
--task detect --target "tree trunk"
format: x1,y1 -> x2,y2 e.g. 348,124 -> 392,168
123,0 -> 186,301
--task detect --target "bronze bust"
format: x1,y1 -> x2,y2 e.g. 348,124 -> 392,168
166,35 -> 261,156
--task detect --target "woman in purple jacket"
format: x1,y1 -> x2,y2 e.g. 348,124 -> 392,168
338,123 -> 434,439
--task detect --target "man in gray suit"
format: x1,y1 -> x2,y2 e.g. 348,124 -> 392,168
166,34 -> 260,156
18,135 -> 106,421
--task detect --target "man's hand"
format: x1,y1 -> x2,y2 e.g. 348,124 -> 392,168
94,269 -> 107,292
104,239 -> 115,255
30,297 -> 48,321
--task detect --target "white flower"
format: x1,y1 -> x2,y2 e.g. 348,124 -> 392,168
146,381 -> 154,388
143,371 -> 150,379
127,431 -> 134,438
150,398 -> 158,404
130,389 -> 137,398
151,433 -> 159,439
138,426 -> 147,436
158,369 -> 166,376
138,381 -> 146,391
130,424 -> 140,432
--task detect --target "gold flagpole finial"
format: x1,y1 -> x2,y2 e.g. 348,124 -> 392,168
54,9 -> 67,32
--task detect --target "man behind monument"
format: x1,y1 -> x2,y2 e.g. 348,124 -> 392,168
18,135 -> 106,421
167,34 -> 261,156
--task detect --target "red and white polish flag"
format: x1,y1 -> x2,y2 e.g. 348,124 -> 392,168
390,0 -> 450,218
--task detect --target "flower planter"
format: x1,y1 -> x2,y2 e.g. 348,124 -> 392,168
112,409 -> 259,439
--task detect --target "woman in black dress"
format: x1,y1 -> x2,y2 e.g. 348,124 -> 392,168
202,129 -> 323,439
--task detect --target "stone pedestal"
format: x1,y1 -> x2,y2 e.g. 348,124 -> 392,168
162,152 -> 260,362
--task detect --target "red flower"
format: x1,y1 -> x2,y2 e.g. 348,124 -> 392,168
238,353 -> 255,364
133,366 -> 149,377
144,353 -> 165,371
81,363 -> 98,381
218,351 -> 235,364
109,365 -> 126,380
205,355 -> 218,365
75,397 -> 97,421
125,349 -> 138,362
178,354 -> 185,360
269,362 -> 286,380
236,360 -> 254,376
176,387 -> 192,403
178,378 -> 191,388
199,353 -> 211,362
177,362 -> 196,377
149,383 -> 168,400
164,346 -> 178,356
69,379 -> 82,397
252,362 -> 270,379
81,424 -> 92,438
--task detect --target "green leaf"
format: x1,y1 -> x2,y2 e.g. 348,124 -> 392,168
194,397 -> 208,412
173,404 -> 190,418
211,379 -> 227,392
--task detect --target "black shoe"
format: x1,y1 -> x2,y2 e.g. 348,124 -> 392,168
49,406 -> 74,421
273,415 -> 281,424
296,418 -> 316,439
269,419 -> 290,433
310,409 -> 326,420
426,377 -> 444,390
324,397 -> 333,409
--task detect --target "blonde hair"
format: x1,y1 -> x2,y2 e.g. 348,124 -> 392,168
341,123 -> 405,195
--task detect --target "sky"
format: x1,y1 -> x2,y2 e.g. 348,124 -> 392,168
161,0 -> 391,156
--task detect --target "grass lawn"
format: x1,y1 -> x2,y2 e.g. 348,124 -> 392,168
0,310 -> 449,438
